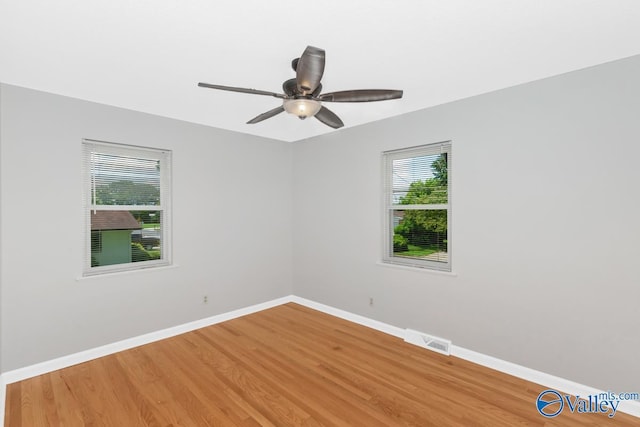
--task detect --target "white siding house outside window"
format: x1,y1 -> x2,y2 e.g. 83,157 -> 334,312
83,139 -> 172,276
383,141 -> 451,271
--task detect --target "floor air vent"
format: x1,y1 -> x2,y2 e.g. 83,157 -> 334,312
404,329 -> 451,356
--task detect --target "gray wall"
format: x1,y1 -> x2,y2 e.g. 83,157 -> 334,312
292,55 -> 640,392
0,84 -> 293,371
2,55 -> 639,393
0,84 -> 3,375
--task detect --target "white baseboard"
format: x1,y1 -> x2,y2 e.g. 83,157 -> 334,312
290,297 -> 640,419
1,295 -> 292,385
450,346 -> 640,418
289,296 -> 405,338
2,295 -> 639,421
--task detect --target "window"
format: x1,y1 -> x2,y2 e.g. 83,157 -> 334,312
383,142 -> 451,271
83,139 -> 172,276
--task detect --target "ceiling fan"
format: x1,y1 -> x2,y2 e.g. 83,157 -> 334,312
198,46 -> 403,129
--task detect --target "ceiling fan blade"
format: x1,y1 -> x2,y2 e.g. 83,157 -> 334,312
314,106 -> 344,129
198,82 -> 285,99
246,106 -> 285,124
296,46 -> 325,95
318,89 -> 403,103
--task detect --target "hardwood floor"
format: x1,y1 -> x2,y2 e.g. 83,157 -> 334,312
5,303 -> 639,426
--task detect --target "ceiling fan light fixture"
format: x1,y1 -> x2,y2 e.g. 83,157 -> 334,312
283,98 -> 321,119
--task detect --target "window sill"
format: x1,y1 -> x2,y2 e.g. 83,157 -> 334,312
376,261 -> 457,277
77,264 -> 179,281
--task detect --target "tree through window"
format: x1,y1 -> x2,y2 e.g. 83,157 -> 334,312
383,142 -> 451,271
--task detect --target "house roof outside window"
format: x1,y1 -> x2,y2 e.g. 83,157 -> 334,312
91,211 -> 142,231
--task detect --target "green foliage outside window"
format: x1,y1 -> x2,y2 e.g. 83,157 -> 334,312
94,180 -> 160,206
394,153 -> 448,254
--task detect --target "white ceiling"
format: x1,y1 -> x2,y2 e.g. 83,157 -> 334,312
1,0 -> 640,142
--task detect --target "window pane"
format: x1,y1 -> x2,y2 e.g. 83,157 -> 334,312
91,153 -> 160,206
392,153 -> 447,205
90,210 -> 161,267
130,210 -> 162,262
392,209 -> 448,263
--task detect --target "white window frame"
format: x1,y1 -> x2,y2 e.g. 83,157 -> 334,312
82,139 -> 172,276
382,141 -> 452,271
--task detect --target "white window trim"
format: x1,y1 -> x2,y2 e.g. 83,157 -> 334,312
82,139 -> 172,276
382,141 -> 452,272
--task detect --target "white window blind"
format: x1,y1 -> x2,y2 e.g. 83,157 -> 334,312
383,141 -> 451,271
82,139 -> 172,276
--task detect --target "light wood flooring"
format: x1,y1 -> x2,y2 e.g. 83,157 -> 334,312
5,303 -> 639,426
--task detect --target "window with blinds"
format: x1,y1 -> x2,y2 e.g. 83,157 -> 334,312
383,141 -> 451,271
82,139 -> 172,276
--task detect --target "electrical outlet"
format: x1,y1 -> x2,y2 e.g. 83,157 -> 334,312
369,297 -> 374,306
203,295 -> 208,304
